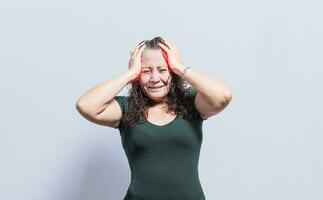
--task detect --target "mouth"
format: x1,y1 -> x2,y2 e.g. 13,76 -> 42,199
148,85 -> 164,89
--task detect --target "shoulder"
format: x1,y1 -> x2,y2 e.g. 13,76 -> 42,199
114,96 -> 129,115
185,86 -> 207,121
185,86 -> 198,102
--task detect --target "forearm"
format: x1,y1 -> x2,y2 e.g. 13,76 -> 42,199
76,70 -> 136,115
180,65 -> 233,106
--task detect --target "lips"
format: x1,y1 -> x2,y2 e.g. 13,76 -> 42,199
148,86 -> 164,89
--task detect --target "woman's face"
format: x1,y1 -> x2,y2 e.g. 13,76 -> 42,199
139,48 -> 172,103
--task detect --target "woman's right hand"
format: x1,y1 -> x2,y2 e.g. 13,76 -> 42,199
128,41 -> 146,81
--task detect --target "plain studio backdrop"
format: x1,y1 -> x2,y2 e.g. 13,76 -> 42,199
0,0 -> 322,199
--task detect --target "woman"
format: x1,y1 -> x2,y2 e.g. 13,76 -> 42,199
76,37 -> 233,200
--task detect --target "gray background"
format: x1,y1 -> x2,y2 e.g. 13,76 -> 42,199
1,0 -> 322,199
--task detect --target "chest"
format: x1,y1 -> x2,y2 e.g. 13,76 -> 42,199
146,108 -> 177,126
121,113 -> 203,153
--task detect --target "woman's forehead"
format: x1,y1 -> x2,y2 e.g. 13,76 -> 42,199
141,49 -> 167,68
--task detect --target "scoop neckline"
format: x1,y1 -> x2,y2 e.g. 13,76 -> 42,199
145,114 -> 179,127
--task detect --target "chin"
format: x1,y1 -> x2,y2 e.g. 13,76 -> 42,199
145,90 -> 168,100
148,93 -> 166,98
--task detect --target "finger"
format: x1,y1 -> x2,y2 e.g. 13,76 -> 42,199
138,40 -> 146,46
137,41 -> 146,50
136,43 -> 146,56
133,42 -> 145,55
164,40 -> 178,53
158,43 -> 170,53
163,40 -> 173,48
130,48 -> 135,55
168,42 -> 178,51
159,41 -> 171,50
138,42 -> 146,49
161,50 -> 168,64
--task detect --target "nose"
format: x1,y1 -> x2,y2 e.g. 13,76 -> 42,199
149,70 -> 161,82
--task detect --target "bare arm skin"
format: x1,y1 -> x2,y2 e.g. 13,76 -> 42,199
180,67 -> 233,119
76,42 -> 146,128
75,71 -> 135,127
158,40 -> 233,120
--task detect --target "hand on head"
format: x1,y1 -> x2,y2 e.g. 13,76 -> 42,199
158,40 -> 185,76
128,41 -> 146,81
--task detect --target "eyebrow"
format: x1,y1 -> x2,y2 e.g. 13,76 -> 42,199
143,66 -> 167,69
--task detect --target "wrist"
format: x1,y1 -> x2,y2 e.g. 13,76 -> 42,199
180,66 -> 192,78
127,70 -> 139,81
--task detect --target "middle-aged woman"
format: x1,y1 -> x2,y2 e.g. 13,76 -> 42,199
76,36 -> 233,200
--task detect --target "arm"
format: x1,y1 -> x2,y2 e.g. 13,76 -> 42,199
75,71 -> 135,126
159,41 -> 232,119
180,66 -> 233,119
157,40 -> 232,119
76,42 -> 146,127
76,71 -> 135,115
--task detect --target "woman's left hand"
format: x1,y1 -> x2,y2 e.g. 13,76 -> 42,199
158,41 -> 185,76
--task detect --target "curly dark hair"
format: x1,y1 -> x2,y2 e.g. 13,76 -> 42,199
121,36 -> 199,128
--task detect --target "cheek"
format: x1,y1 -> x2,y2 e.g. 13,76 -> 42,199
164,74 -> 172,84
139,76 -> 150,85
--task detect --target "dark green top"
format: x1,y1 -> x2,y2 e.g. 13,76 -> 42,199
114,87 -> 206,200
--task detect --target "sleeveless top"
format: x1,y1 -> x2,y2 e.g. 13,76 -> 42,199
114,87 -> 206,200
